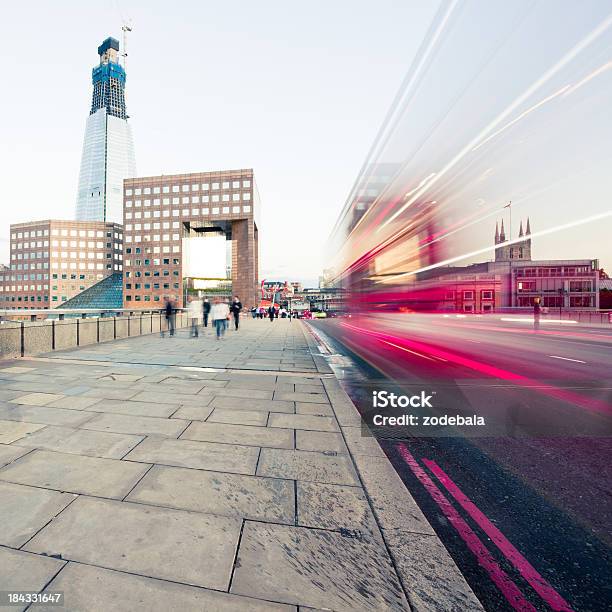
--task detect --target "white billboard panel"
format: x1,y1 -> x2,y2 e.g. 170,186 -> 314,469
183,236 -> 228,279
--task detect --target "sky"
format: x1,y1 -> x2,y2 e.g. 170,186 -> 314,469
328,0 -> 612,276
0,0 -> 437,286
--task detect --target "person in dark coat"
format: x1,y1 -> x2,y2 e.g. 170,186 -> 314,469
267,305 -> 276,322
162,296 -> 175,337
202,298 -> 211,328
230,296 -> 243,331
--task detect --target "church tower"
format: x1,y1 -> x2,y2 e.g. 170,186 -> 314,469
495,217 -> 531,261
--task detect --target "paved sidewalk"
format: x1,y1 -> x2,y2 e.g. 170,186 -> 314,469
0,318 -> 480,611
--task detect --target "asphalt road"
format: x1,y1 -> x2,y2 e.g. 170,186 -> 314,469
310,314 -> 612,612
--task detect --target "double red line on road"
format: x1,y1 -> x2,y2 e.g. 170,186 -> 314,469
397,444 -> 573,611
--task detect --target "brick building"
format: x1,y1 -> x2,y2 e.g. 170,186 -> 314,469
0,220 -> 122,310
122,169 -> 259,309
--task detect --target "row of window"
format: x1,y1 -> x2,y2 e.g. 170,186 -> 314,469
125,292 -> 179,302
125,205 -> 251,220
443,290 -> 494,301
125,180 -> 251,196
125,270 -> 179,278
124,256 -> 180,265
125,282 -> 179,290
517,280 -> 594,292
126,193 -> 250,207
515,266 -> 593,277
11,230 -> 118,240
125,270 -> 179,277
126,222 -> 179,231
123,243 -> 180,253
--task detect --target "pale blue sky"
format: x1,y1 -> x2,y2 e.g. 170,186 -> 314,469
0,0 -> 437,285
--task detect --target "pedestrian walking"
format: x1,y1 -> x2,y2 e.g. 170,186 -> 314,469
161,296 -> 176,337
188,296 -> 202,338
533,297 -> 541,331
268,304 -> 276,322
202,298 -> 211,328
211,298 -> 230,340
230,296 -> 243,331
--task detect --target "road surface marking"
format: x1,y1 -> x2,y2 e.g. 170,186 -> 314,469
397,444 -> 537,612
423,458 -> 574,612
548,355 -> 586,364
380,339 -> 447,362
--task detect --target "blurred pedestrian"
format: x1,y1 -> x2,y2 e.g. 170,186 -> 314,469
533,297 -> 541,331
202,298 -> 211,328
230,296 -> 243,331
162,296 -> 176,337
188,296 -> 202,338
268,304 -> 276,322
212,298 -> 230,340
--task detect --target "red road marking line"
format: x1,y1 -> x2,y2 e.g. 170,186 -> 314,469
423,459 -> 574,612
397,443 -> 537,612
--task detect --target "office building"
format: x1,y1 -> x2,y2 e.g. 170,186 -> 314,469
76,37 -> 136,223
426,219 -> 599,312
122,169 -> 259,308
0,220 -> 123,310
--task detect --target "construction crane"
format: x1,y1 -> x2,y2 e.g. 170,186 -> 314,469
121,24 -> 132,69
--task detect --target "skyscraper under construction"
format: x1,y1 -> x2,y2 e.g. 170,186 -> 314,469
76,37 -> 136,223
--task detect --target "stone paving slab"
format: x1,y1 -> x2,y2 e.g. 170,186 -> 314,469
0,547 -> 65,612
81,398 -> 180,418
24,496 -> 242,591
352,454 -> 435,535
80,413 -> 189,438
123,436 -> 259,474
212,387 -> 274,400
297,481 -> 378,534
295,430 -> 348,454
208,407 -> 268,426
209,396 -> 295,413
0,443 -> 31,468
12,425 -> 143,459
295,401 -> 334,416
0,420 -> 46,444
127,390 -> 210,405
341,425 -> 387,457
82,387 -> 141,401
127,465 -> 295,523
0,403 -> 96,427
0,449 -> 151,499
230,521 -> 409,611
268,413 -> 339,432
9,392 -> 65,407
0,481 -> 76,547
181,421 -> 294,449
383,528 -> 484,611
170,404 -> 215,421
273,392 -> 330,404
257,448 -> 359,485
46,395 -> 103,410
39,562 -> 296,612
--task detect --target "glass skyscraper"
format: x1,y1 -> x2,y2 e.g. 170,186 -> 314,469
76,37 -> 136,223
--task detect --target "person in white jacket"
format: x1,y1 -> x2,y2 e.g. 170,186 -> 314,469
211,298 -> 230,340
188,296 -> 203,338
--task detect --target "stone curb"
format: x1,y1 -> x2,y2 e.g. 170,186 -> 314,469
322,376 -> 484,611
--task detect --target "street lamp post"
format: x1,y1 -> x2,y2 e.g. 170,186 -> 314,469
558,287 -> 567,319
